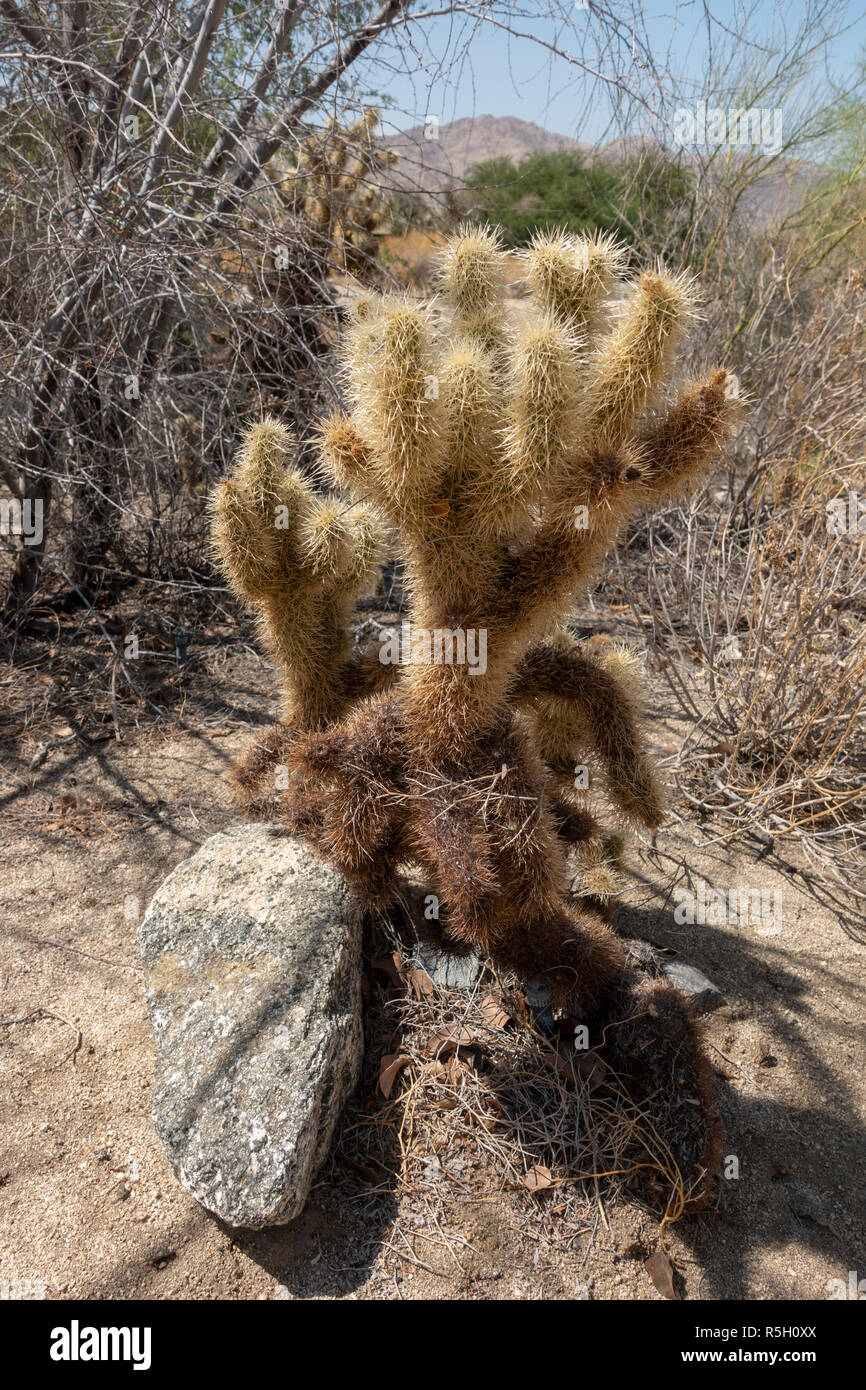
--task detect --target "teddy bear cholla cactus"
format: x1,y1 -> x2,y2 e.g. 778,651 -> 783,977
212,226 -> 736,1207
275,108 -> 397,276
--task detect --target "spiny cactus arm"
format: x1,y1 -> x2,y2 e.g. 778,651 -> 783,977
336,300 -> 449,537
411,786 -> 503,944
514,638 -> 666,830
407,727 -> 628,1013
555,366 -> 738,558
437,338 -> 501,506
232,723 -> 297,817
211,418 -> 298,598
438,224 -> 509,357
582,267 -> 698,449
211,477 -> 279,600
262,492 -> 386,725
635,368 -> 736,499
503,903 -> 628,1014
532,266 -> 699,531
318,408 -> 447,583
317,411 -> 378,496
523,228 -> 625,338
438,227 -> 592,539
491,361 -> 737,639
487,314 -> 580,538
506,713 -> 624,903
470,256 -> 691,552
447,265 -> 705,624
283,692 -> 411,901
554,365 -> 737,539
211,418 -> 386,728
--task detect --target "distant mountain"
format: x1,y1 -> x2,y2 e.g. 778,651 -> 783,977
383,114 -> 825,227
385,115 -> 589,196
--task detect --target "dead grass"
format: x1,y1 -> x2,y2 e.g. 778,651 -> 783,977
327,903 -> 712,1269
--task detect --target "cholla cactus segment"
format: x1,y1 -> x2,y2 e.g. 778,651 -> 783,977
215,226 -> 739,1213
584,267 -> 699,449
639,368 -> 734,499
524,228 -> 624,337
439,223 -> 508,354
496,314 -> 580,523
232,417 -> 297,520
211,416 -> 386,727
349,300 -> 447,501
438,339 -> 500,490
515,635 -> 666,831
274,107 -> 397,276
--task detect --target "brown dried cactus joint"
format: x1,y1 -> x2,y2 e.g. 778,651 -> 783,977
211,226 -> 737,1210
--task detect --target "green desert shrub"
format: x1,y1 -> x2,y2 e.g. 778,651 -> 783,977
463,148 -> 695,254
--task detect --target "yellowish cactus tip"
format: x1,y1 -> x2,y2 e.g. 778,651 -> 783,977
524,228 -> 626,334
440,224 -> 503,299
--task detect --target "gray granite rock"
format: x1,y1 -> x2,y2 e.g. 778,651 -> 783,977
413,940 -> 482,992
658,958 -> 723,1014
396,866 -> 484,992
138,824 -> 363,1228
625,938 -> 723,1014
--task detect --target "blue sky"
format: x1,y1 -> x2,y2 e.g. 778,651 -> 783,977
358,1 -> 866,142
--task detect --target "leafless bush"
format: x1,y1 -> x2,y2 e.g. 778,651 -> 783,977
638,460 -> 866,873
0,2 -> 400,610
613,208 -> 866,879
561,21 -> 864,879
0,0 -> 670,615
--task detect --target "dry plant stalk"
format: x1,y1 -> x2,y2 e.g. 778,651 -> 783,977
212,226 -> 738,1209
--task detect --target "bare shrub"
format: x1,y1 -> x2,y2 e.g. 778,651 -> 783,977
639,459 -> 866,874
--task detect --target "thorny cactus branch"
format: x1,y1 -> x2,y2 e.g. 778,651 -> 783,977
212,224 -> 738,1212
514,635 -> 666,832
211,416 -> 386,726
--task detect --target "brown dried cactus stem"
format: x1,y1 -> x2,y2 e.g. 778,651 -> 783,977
211,226 -> 738,1211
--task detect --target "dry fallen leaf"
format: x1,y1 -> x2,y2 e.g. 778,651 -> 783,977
407,967 -> 435,1001
378,1053 -> 410,1098
423,1059 -> 448,1080
478,1095 -> 503,1130
539,1047 -> 572,1079
480,993 -> 511,1030
422,1025 -> 479,1057
538,1046 -> 606,1088
523,1164 -> 554,1193
444,1054 -> 463,1086
645,1247 -> 679,1300
574,1050 -> 607,1088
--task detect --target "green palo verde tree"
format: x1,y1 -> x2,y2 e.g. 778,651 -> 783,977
212,226 -> 738,1210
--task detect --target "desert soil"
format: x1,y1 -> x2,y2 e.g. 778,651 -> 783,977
1,648 -> 863,1302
